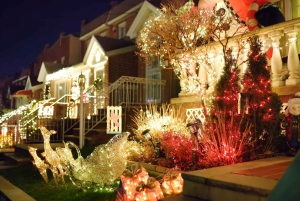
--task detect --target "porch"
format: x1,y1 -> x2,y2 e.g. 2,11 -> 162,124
0,76 -> 166,147
172,18 -> 300,104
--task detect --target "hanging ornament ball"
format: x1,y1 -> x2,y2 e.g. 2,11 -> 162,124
210,15 -> 216,22
221,23 -> 230,31
216,8 -> 226,16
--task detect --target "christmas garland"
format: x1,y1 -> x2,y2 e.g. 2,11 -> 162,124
94,76 -> 103,91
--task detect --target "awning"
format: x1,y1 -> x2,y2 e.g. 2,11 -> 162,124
12,90 -> 33,97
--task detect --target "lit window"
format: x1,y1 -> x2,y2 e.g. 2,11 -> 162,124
61,57 -> 65,64
95,51 -> 101,62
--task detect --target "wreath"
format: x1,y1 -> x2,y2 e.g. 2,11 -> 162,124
94,76 -> 103,91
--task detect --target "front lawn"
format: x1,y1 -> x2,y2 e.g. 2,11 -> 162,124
0,145 -> 118,201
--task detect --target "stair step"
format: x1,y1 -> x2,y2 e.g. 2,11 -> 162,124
161,195 -> 204,201
0,148 -> 14,160
181,157 -> 293,201
3,153 -> 31,166
72,128 -> 106,132
64,135 -> 93,140
0,161 -> 17,169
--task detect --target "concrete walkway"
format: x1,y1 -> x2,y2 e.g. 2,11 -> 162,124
0,176 -> 36,201
0,154 -> 294,201
182,156 -> 293,201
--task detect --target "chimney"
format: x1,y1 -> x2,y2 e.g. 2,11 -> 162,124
59,32 -> 65,46
81,20 -> 86,28
110,1 -> 118,8
44,43 -> 49,55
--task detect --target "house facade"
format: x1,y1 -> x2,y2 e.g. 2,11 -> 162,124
2,0 -> 300,146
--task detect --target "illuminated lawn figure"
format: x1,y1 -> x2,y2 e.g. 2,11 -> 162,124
29,126 -> 129,189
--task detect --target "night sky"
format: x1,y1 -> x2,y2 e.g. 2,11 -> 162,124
0,0 -> 114,78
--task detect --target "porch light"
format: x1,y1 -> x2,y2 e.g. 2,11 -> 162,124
142,129 -> 155,148
186,122 -> 197,136
78,72 -> 86,90
142,129 -> 163,157
186,119 -> 201,142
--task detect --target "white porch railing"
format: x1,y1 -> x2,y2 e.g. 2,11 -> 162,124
0,76 -> 166,143
82,76 -> 166,135
177,18 -> 300,97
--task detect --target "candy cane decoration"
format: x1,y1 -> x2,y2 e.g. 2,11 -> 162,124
246,1 -> 259,31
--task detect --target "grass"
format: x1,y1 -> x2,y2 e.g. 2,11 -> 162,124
0,146 -> 118,201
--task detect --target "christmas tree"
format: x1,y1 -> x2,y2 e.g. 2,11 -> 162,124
214,48 -> 241,115
242,36 -> 282,146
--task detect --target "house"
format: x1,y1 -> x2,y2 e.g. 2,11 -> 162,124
3,0 -> 300,146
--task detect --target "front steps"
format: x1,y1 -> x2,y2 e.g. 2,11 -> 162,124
64,127 -> 115,146
1,143 -> 64,166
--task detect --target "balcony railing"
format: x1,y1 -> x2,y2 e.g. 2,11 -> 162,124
177,18 -> 300,98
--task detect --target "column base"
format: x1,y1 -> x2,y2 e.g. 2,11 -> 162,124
271,80 -> 285,87
286,78 -> 300,86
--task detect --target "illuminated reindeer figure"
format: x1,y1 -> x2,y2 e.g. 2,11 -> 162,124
30,126 -> 129,189
28,146 -> 49,183
39,126 -> 68,184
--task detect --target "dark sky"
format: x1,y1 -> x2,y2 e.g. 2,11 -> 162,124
0,0 -> 114,78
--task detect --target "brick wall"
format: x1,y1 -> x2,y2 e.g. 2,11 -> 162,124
36,34 -> 81,71
108,51 -> 138,83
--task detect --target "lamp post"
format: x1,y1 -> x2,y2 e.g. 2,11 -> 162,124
78,72 -> 86,149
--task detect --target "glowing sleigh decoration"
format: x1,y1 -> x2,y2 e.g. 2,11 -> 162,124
28,126 -> 129,189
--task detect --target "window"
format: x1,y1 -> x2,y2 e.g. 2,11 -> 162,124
145,56 -> 162,103
95,51 -> 101,62
61,57 -> 65,64
56,81 -> 69,102
118,22 -> 126,39
289,0 -> 300,19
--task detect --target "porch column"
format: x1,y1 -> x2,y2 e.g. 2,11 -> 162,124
261,35 -> 273,66
206,52 -> 216,93
198,63 -> 208,95
215,51 -> 224,80
89,67 -> 94,86
284,26 -> 300,85
241,42 -> 250,75
268,30 -> 284,87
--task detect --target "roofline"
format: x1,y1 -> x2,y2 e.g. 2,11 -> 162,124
80,2 -> 143,41
106,45 -> 137,57
127,1 -> 159,39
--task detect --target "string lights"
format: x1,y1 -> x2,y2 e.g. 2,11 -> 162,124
29,127 -> 130,189
137,0 -> 247,99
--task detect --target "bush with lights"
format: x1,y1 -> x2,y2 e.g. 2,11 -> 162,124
127,104 -> 189,165
242,36 -> 282,155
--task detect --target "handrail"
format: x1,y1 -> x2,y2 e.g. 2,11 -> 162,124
83,76 -> 166,134
20,96 -> 72,127
19,98 -> 56,122
3,76 -> 166,143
